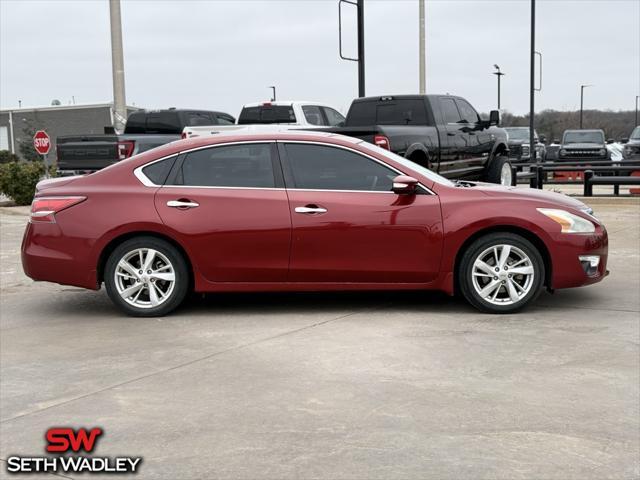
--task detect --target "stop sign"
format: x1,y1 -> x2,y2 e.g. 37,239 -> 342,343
33,130 -> 51,155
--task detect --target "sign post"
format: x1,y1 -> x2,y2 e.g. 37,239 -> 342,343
33,130 -> 51,177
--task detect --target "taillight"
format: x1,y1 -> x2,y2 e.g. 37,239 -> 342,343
374,135 -> 390,150
117,140 -> 135,160
30,196 -> 86,223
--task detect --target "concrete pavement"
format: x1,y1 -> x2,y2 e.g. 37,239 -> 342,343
1,200 -> 638,479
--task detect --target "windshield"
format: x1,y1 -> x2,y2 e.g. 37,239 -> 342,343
505,128 -> 529,141
631,126 -> 640,140
563,131 -> 604,144
364,143 -> 454,187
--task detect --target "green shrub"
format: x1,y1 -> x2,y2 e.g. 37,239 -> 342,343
0,150 -> 20,164
0,162 -> 56,206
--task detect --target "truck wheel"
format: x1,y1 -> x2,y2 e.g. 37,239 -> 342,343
485,153 -> 512,185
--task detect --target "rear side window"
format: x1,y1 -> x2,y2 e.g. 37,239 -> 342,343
145,112 -> 181,134
174,143 -> 274,188
238,106 -> 296,124
284,143 -> 396,192
141,156 -> 177,185
216,114 -> 235,125
440,98 -> 461,123
322,107 -> 345,126
187,112 -> 214,126
302,106 -> 324,126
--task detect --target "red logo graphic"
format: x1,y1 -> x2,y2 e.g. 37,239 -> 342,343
46,427 -> 103,453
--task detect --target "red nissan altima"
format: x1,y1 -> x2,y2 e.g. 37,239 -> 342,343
22,132 -> 608,316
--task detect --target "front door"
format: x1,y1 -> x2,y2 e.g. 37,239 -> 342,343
280,142 -> 443,283
154,142 -> 291,282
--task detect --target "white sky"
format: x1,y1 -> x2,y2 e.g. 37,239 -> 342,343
1,0 -> 638,116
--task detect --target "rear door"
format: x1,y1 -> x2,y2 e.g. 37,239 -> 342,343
154,142 -> 291,282
280,141 -> 443,283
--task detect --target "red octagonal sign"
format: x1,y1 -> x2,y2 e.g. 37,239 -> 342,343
33,130 -> 51,155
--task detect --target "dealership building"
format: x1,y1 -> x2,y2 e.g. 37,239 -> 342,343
0,103 -> 139,161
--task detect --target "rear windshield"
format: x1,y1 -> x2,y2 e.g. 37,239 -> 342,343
563,131 -> 604,144
346,99 -> 428,126
124,111 -> 182,134
238,105 -> 296,124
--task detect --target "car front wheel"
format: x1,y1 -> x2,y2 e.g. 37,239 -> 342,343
458,232 -> 545,313
104,236 -> 189,317
486,154 -> 512,186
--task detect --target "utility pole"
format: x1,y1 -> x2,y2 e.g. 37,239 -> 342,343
109,0 -> 127,133
269,86 -> 276,102
493,65 -> 504,110
529,0 -> 536,162
635,96 -> 638,126
356,0 -> 365,97
580,84 -> 592,129
419,0 -> 425,94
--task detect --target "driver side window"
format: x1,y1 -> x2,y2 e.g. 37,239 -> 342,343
283,143 -> 396,192
456,99 -> 480,124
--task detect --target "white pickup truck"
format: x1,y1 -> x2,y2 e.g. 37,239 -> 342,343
182,101 -> 346,138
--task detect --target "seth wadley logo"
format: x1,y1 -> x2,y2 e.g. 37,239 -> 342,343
6,427 -> 142,474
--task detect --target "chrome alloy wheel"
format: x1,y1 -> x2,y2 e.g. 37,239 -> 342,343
114,248 -> 176,309
500,162 -> 513,186
471,244 -> 534,306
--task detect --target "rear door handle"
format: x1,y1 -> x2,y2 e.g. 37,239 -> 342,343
295,206 -> 327,214
167,200 -> 199,209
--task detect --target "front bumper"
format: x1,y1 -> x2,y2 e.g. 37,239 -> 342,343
549,225 -> 608,290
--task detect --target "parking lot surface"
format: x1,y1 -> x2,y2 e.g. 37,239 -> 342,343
1,200 -> 639,479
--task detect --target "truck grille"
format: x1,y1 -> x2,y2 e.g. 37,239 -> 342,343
509,145 -> 522,157
565,149 -> 602,157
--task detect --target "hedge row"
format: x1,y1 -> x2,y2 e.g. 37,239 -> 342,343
0,162 -> 56,206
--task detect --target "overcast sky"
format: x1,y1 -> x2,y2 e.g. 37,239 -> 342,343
1,0 -> 638,116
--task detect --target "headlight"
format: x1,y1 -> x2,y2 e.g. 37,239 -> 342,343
537,208 -> 596,233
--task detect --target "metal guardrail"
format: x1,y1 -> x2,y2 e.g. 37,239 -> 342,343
510,161 -> 640,196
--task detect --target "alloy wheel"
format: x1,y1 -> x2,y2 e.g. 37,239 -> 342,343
114,248 -> 176,309
471,244 -> 535,306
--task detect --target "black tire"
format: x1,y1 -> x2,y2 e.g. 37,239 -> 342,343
485,153 -> 512,185
104,236 -> 189,317
458,232 -> 545,314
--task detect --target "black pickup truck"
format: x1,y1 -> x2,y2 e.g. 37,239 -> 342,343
56,109 -> 235,172
323,95 -> 511,184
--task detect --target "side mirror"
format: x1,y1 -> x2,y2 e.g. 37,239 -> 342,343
539,135 -> 547,144
606,138 -> 614,144
489,110 -> 500,126
392,175 -> 418,195
620,137 -> 629,144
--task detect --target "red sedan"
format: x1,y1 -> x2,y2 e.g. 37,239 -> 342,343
22,132 -> 608,316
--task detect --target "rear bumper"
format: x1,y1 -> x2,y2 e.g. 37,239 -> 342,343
21,222 -> 99,290
549,225 -> 608,290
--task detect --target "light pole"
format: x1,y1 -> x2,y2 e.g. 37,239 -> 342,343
635,96 -> 638,126
419,0 -> 425,94
109,0 -> 126,133
580,84 -> 592,129
493,64 -> 505,110
529,0 -> 536,163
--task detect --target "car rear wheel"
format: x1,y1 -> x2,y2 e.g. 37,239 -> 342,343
458,232 -> 545,313
486,153 -> 512,186
104,237 -> 189,317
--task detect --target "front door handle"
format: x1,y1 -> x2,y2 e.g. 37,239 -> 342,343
167,199 -> 199,209
295,206 -> 327,214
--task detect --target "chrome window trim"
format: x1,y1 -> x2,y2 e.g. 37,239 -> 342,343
278,140 -> 434,195
133,138 -> 434,195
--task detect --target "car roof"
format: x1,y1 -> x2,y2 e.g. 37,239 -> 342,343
241,101 -> 332,108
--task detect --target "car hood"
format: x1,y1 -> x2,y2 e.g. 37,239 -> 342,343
562,143 -> 604,149
467,182 -> 589,211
